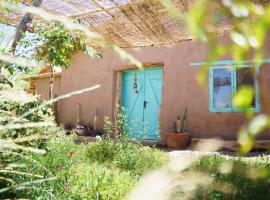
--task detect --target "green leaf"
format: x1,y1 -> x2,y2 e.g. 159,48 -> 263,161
233,86 -> 254,109
238,114 -> 270,154
248,114 -> 270,136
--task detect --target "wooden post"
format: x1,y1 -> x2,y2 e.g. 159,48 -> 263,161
11,0 -> 43,52
49,64 -> 54,100
113,72 -> 121,139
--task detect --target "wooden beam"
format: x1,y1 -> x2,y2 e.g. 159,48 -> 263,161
25,72 -> 61,80
70,0 -> 144,18
113,71 -> 122,113
11,0 -> 43,52
113,62 -> 164,72
90,0 -> 114,18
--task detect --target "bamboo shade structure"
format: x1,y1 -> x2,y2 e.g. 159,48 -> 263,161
0,0 -> 253,48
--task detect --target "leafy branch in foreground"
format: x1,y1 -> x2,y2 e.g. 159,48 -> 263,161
185,0 -> 270,152
159,0 -> 270,152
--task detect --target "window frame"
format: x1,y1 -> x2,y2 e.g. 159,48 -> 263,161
209,65 -> 260,113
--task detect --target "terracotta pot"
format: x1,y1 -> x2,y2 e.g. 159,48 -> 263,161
166,132 -> 190,149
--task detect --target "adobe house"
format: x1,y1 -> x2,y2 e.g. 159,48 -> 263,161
57,36 -> 270,145
25,66 -> 61,121
8,0 -> 270,146
26,66 -> 61,100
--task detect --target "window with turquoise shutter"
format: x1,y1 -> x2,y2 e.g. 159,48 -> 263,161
209,66 -> 260,112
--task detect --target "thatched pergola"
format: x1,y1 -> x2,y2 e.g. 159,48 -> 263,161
1,0 -> 234,48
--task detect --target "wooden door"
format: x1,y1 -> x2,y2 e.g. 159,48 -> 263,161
121,67 -> 163,140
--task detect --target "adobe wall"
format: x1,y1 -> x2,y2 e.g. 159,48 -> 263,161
35,77 -> 61,121
35,77 -> 61,100
58,34 -> 270,143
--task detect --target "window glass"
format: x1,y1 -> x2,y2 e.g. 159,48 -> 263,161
236,67 -> 256,107
213,68 -> 232,109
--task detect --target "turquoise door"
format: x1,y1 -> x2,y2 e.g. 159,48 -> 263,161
121,67 -> 163,140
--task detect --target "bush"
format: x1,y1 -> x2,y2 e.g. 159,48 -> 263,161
0,89 -> 61,199
6,135 -> 168,199
68,163 -> 135,200
86,140 -> 169,177
103,105 -> 129,140
0,99 -> 56,148
180,154 -> 270,200
6,134 -> 84,199
0,130 -> 66,199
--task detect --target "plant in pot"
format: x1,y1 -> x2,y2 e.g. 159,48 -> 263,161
166,108 -> 190,149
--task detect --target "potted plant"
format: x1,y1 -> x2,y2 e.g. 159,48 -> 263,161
166,109 -> 190,149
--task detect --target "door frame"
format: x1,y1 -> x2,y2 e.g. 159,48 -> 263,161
113,62 -> 164,141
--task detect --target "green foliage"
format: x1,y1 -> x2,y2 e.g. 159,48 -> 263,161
238,114 -> 270,154
104,105 -> 129,140
182,154 -> 270,200
0,84 -> 61,199
0,1 -> 20,24
0,100 -> 53,122
185,0 -> 270,63
0,133 -> 76,199
86,140 -> 168,177
104,105 -> 151,140
160,0 -> 270,153
0,48 -> 34,76
68,163 -> 135,200
233,86 -> 254,110
0,98 -> 56,148
0,30 -> 42,89
0,59 -> 33,77
1,135 -> 168,199
30,21 -> 100,68
104,116 -> 114,138
0,87 -> 60,198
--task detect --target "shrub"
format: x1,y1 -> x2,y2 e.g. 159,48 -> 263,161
178,154 -> 270,200
9,135 -> 168,199
104,105 -> 129,140
86,140 -> 169,177
0,130 -> 66,199
11,134 -> 85,199
0,89 -> 60,199
0,98 -> 56,148
68,163 -> 135,200
103,105 -> 151,140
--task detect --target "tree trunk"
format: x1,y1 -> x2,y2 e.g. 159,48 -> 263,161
49,64 -> 54,100
11,0 -> 43,53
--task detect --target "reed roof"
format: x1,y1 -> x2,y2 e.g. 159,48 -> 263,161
1,0 -> 238,47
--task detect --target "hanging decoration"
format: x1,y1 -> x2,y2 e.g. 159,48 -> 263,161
133,73 -> 138,94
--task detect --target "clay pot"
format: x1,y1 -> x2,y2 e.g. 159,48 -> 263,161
166,132 -> 190,149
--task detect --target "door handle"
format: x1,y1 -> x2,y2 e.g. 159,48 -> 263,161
144,100 -> 148,109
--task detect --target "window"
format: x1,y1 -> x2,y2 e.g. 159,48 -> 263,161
209,66 -> 260,112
